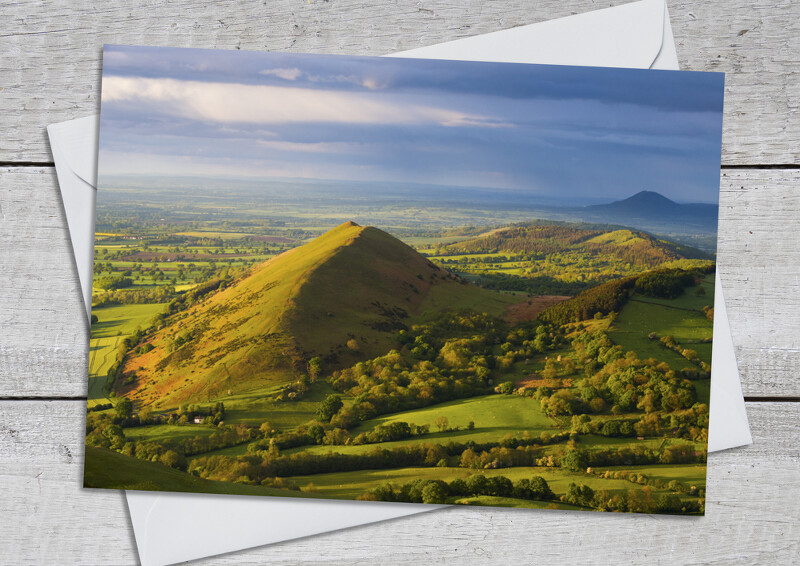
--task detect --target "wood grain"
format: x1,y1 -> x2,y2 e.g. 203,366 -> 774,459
2,166 -> 798,397
1,1 -> 798,563
0,400 -> 797,564
0,0 -> 798,165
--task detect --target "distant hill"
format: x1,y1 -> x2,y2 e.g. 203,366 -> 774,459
574,191 -> 718,237
447,223 -> 711,269
120,222 -> 515,408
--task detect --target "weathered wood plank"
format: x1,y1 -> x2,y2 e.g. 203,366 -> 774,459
2,166 -> 798,397
0,400 -> 797,564
0,0 -> 798,164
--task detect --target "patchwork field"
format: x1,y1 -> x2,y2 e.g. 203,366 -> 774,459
86,207 -> 713,514
88,302 -> 168,406
609,277 -> 714,370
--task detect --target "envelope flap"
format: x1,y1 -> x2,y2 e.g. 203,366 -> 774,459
49,115 -> 99,186
392,0 -> 666,69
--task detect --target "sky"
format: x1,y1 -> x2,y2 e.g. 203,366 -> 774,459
98,45 -> 725,204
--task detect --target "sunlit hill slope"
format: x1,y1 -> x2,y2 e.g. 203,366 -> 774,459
448,224 -> 711,268
119,222 -> 517,408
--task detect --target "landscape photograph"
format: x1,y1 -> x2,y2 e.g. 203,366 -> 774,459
85,45 -> 725,514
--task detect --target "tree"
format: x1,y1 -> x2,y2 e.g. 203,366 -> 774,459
259,421 -> 274,438
497,381 -> 515,394
421,481 -> 448,504
601,420 -> 621,437
115,397 -> 133,420
486,476 -> 513,497
433,416 -> 449,432
564,483 -> 595,507
159,450 -> 186,471
465,474 -> 488,496
138,406 -> 152,424
316,394 -> 343,422
561,449 -> 589,472
527,476 -> 554,500
307,357 -> 323,381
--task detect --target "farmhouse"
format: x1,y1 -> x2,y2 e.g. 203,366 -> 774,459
193,416 -> 204,424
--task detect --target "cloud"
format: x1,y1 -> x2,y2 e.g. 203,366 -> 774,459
258,67 -> 303,81
305,73 -> 385,90
255,139 -> 359,154
102,76 -> 511,128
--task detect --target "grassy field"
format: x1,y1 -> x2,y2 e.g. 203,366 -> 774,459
91,303 -> 168,339
188,442 -> 252,461
290,394 -> 556,457
88,302 -> 168,406
361,394 -> 555,437
123,424 -> 219,442
609,279 -> 714,370
283,464 -> 699,503
215,381 -> 340,428
593,464 -> 707,489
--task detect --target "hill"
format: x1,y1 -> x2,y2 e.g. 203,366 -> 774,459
447,223 -> 710,269
577,191 -> 718,236
83,446 -> 313,497
118,222 -> 517,408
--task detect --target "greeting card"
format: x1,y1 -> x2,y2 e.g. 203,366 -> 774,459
86,45 -> 723,514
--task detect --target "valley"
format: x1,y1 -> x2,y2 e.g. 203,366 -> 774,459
85,187 -> 715,514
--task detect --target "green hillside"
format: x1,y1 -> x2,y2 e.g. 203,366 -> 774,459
118,222 -> 518,409
83,446 -> 312,497
449,224 -> 710,269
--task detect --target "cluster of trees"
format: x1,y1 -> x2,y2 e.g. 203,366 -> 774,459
460,444 -> 545,469
190,429 -> 585,486
591,468 -> 704,497
190,442 -> 452,484
245,419 -> 432,453
92,285 -> 176,307
94,275 -> 134,290
475,272 -> 594,296
633,269 -> 699,299
538,277 -> 636,325
85,416 -> 187,471
85,409 -> 254,468
532,330 -> 699,419
493,322 -> 567,374
356,421 -> 429,444
325,312 -> 510,427
565,483 -> 702,514
173,402 -> 227,425
652,334 -> 711,374
538,266 -> 713,326
569,405 -> 707,443
159,425 -> 254,457
360,474 -> 701,514
563,444 -> 706,470
360,474 -> 555,505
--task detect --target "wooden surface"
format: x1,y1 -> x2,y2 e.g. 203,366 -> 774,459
0,1 -> 798,564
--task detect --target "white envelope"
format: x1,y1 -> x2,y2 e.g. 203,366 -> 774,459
48,1 -> 751,564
